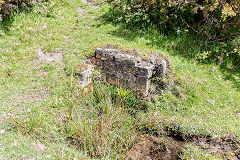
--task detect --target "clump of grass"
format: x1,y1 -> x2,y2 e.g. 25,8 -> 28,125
8,72 -> 140,159
64,79 -> 140,158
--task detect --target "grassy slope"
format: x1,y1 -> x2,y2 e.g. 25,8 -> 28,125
0,0 -> 239,159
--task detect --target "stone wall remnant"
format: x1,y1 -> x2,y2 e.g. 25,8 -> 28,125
90,47 -> 169,98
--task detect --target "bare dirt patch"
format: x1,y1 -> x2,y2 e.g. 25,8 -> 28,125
81,0 -> 102,10
168,126 -> 240,159
81,0 -> 100,6
35,47 -> 64,64
125,135 -> 184,160
195,134 -> 240,159
125,123 -> 240,160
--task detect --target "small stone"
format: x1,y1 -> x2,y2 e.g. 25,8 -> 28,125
78,63 -> 94,88
42,23 -> 48,30
0,129 -> 5,134
161,60 -> 167,75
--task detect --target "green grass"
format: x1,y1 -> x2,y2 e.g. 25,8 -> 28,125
0,0 -> 239,159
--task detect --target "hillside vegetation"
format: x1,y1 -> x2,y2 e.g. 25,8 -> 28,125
0,0 -> 239,159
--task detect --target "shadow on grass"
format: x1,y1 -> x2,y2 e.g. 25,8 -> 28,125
0,15 -> 15,32
99,13 -> 240,90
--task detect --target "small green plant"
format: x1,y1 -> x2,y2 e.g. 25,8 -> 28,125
112,87 -> 143,113
114,87 -> 132,107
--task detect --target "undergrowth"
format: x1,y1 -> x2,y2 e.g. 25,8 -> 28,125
8,71 -> 142,159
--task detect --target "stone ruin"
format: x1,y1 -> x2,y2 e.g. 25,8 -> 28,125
79,47 -> 170,99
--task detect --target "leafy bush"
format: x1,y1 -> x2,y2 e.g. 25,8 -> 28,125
107,0 -> 240,63
108,0 -> 239,39
0,0 -> 49,21
0,0 -> 30,20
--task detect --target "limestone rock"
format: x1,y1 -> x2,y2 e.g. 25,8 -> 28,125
77,62 -> 94,88
90,48 -> 170,98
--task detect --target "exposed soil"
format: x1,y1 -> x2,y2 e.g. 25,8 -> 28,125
81,0 -> 100,6
35,47 -> 64,64
124,125 -> 240,160
125,135 -> 184,160
166,127 -> 240,159
195,134 -> 240,159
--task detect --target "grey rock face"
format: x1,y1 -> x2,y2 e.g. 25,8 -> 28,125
91,48 -> 169,98
78,62 -> 95,88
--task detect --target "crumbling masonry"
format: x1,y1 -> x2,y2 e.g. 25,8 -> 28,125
89,48 -> 169,98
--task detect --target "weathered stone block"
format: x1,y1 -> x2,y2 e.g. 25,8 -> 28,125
96,48 -> 119,59
92,47 -> 169,98
78,62 -> 95,88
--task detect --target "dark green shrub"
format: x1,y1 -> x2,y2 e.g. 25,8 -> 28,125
0,0 -> 31,20
107,0 -> 240,63
0,0 -> 49,21
108,0 -> 239,38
